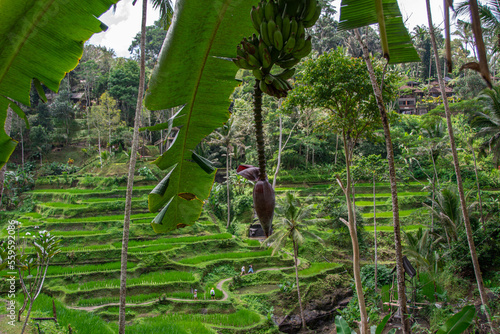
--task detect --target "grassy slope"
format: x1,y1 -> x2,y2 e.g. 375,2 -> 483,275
4,145 -> 440,332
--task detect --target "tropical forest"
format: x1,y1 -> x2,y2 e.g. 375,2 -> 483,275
1,0 -> 500,333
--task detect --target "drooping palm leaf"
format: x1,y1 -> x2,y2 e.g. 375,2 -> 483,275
144,0 -> 255,233
0,0 -> 118,168
468,0 -> 493,88
338,0 -> 420,64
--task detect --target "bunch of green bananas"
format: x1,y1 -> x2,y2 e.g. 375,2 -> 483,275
233,0 -> 321,97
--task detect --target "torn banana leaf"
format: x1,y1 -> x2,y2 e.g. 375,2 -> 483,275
144,0 -> 255,233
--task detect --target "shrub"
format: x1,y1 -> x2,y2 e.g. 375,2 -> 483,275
3,166 -> 35,209
360,264 -> 393,288
448,220 -> 500,275
138,166 -> 157,181
40,162 -> 79,176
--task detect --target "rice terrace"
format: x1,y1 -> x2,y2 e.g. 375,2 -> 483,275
1,0 -> 500,334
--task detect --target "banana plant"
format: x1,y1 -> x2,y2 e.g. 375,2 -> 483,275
436,305 -> 475,334
233,0 -> 321,237
0,0 -> 119,169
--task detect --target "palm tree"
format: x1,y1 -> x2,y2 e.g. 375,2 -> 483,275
455,0 -> 500,52
403,228 -> 444,302
473,86 -> 500,168
355,30 -> 411,334
420,119 -> 447,231
426,1 -> 496,332
265,192 -> 323,331
424,186 -> 462,248
118,1 -> 173,333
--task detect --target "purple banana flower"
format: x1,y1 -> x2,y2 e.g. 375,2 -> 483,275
237,165 -> 275,237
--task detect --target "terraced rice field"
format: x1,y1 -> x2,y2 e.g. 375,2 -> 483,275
12,177 -> 299,333
11,177 -> 438,332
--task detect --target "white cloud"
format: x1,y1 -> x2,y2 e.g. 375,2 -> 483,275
88,0 -> 160,58
90,0 -> 449,58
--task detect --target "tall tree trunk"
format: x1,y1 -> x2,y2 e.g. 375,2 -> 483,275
20,117 -> 24,167
226,144 -> 231,228
98,130 -> 102,168
373,172 -> 378,294
254,81 -> 266,179
469,141 -> 485,229
118,0 -> 147,332
334,133 -> 339,165
107,100 -> 112,154
0,107 -> 13,208
425,2 -> 495,332
340,134 -> 368,334
273,116 -> 299,189
273,116 -> 283,189
355,30 -> 410,334
87,107 -> 91,148
292,239 -> 307,331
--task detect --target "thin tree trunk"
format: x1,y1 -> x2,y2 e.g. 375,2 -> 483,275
118,0 -> 147,332
373,172 -> 378,294
254,81 -> 266,179
226,144 -> 231,228
20,300 -> 33,334
17,267 -> 29,322
20,119 -> 24,167
107,100 -> 112,154
469,141 -> 485,229
334,133 -> 339,165
98,130 -> 102,168
273,117 -> 300,189
425,3 -> 495,332
0,107 -> 13,208
355,29 -> 410,334
273,116 -> 283,189
87,104 -> 91,149
341,136 -> 368,334
292,239 -> 307,331
430,150 -> 440,189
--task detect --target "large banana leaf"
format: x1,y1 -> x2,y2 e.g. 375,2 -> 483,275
339,0 -> 420,64
0,0 -> 118,168
436,305 -> 475,334
144,0 -> 255,233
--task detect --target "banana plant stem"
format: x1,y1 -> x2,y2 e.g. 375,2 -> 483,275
254,80 -> 267,180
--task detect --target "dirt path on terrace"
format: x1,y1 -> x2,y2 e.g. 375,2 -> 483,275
68,256 -> 300,311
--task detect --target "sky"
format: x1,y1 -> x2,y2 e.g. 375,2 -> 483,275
88,0 -> 449,58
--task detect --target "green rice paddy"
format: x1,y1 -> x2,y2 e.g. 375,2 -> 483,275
46,261 -> 137,276
178,250 -> 273,265
65,271 -> 195,291
363,224 -> 426,232
298,262 -> 342,276
362,209 -> 424,219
